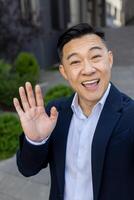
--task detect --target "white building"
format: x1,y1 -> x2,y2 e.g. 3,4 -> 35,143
68,0 -> 134,28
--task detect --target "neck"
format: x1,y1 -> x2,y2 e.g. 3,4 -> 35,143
78,98 -> 97,117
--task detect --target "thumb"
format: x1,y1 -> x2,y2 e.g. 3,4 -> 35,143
50,106 -> 58,121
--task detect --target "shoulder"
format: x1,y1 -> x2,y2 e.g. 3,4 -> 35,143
121,92 -> 134,112
108,84 -> 134,128
109,83 -> 134,112
117,92 -> 134,132
45,94 -> 74,115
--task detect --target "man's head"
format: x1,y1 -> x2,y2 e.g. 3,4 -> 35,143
57,23 -> 113,114
57,23 -> 105,62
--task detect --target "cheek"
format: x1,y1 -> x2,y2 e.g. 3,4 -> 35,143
97,61 -> 111,76
67,68 -> 81,81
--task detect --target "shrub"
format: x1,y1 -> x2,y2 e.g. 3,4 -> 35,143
14,52 -> 40,85
0,53 -> 40,110
0,112 -> 22,160
0,60 -> 18,110
44,84 -> 73,105
0,73 -> 20,110
0,59 -> 11,76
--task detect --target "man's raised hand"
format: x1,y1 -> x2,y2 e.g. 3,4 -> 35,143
13,82 -> 58,142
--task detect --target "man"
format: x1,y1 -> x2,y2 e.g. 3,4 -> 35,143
14,23 -> 134,200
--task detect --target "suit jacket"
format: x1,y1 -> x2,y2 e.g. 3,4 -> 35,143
17,83 -> 134,200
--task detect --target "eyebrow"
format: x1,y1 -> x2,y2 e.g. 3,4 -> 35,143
67,53 -> 78,60
66,46 -> 103,60
89,46 -> 102,51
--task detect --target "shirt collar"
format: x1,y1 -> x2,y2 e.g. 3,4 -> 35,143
71,83 -> 111,117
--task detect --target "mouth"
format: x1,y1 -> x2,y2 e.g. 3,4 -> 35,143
81,79 -> 100,90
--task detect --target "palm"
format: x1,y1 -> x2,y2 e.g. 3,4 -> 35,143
21,106 -> 57,141
13,82 -> 58,142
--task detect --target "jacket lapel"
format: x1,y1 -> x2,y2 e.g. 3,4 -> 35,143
53,96 -> 73,198
91,84 -> 123,200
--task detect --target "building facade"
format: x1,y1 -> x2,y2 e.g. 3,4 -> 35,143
69,0 -> 134,28
21,0 -> 107,68
69,0 -> 106,27
20,0 -> 134,68
20,0 -> 70,68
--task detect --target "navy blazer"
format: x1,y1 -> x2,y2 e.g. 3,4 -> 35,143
17,84 -> 134,200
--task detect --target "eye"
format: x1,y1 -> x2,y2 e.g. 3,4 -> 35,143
70,60 -> 81,65
91,55 -> 102,62
92,55 -> 101,59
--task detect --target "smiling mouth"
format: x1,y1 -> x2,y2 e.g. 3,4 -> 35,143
81,79 -> 100,89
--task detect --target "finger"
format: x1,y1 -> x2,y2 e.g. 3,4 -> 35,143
25,82 -> 36,107
19,86 -> 30,112
50,106 -> 58,121
13,98 -> 24,117
35,84 -> 44,107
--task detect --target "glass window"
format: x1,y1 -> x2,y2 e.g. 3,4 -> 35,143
20,0 -> 40,26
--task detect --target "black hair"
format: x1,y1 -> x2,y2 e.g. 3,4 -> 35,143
57,23 -> 105,61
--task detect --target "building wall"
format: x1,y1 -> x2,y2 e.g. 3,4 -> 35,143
105,0 -> 134,27
68,0 -> 80,26
125,0 -> 134,24
22,0 -> 134,69
23,0 -> 70,69
69,0 -> 105,27
106,0 -> 124,27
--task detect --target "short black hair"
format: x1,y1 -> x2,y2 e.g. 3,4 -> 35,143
57,23 -> 105,61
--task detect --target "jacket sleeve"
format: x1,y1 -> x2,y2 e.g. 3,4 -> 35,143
16,133 -> 50,177
16,101 -> 54,177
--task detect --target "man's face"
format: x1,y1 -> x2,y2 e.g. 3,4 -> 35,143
59,34 -> 113,109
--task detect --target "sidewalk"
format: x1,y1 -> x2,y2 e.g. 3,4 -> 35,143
0,65 -> 134,200
0,156 -> 50,200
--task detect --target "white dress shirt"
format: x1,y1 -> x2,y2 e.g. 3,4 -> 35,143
64,84 -> 111,200
26,84 -> 111,200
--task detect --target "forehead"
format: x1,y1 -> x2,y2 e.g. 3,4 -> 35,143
62,34 -> 106,58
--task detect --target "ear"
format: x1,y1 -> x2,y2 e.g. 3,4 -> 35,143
59,64 -> 68,80
108,51 -> 113,69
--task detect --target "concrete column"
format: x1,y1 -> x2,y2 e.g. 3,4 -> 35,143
80,0 -> 88,23
68,0 -> 80,26
92,0 -> 98,26
101,0 -> 106,26
58,0 -> 66,28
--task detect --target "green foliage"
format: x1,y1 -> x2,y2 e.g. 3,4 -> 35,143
0,0 -> 43,61
0,112 -> 22,160
0,53 -> 40,110
14,52 -> 39,85
45,84 -> 73,105
0,59 -> 11,76
0,74 -> 19,110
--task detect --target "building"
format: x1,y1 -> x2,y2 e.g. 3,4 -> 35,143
21,0 -> 106,68
69,0 -> 134,28
69,0 -> 106,27
20,0 -> 70,68
19,0 -> 134,68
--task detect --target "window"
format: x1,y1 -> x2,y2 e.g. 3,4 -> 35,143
50,0 -> 60,30
106,2 -> 111,17
20,0 -> 40,26
114,7 -> 117,19
50,0 -> 70,30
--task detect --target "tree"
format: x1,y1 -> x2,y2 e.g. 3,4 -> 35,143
0,0 -> 42,62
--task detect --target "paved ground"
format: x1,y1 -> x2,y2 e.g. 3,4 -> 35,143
0,26 -> 134,200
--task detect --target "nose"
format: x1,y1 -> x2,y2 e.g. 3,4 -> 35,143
81,59 -> 96,75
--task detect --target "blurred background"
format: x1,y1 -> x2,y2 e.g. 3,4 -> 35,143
0,1 -> 134,200
0,0 -> 134,68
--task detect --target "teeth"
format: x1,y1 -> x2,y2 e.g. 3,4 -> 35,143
82,80 -> 98,84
